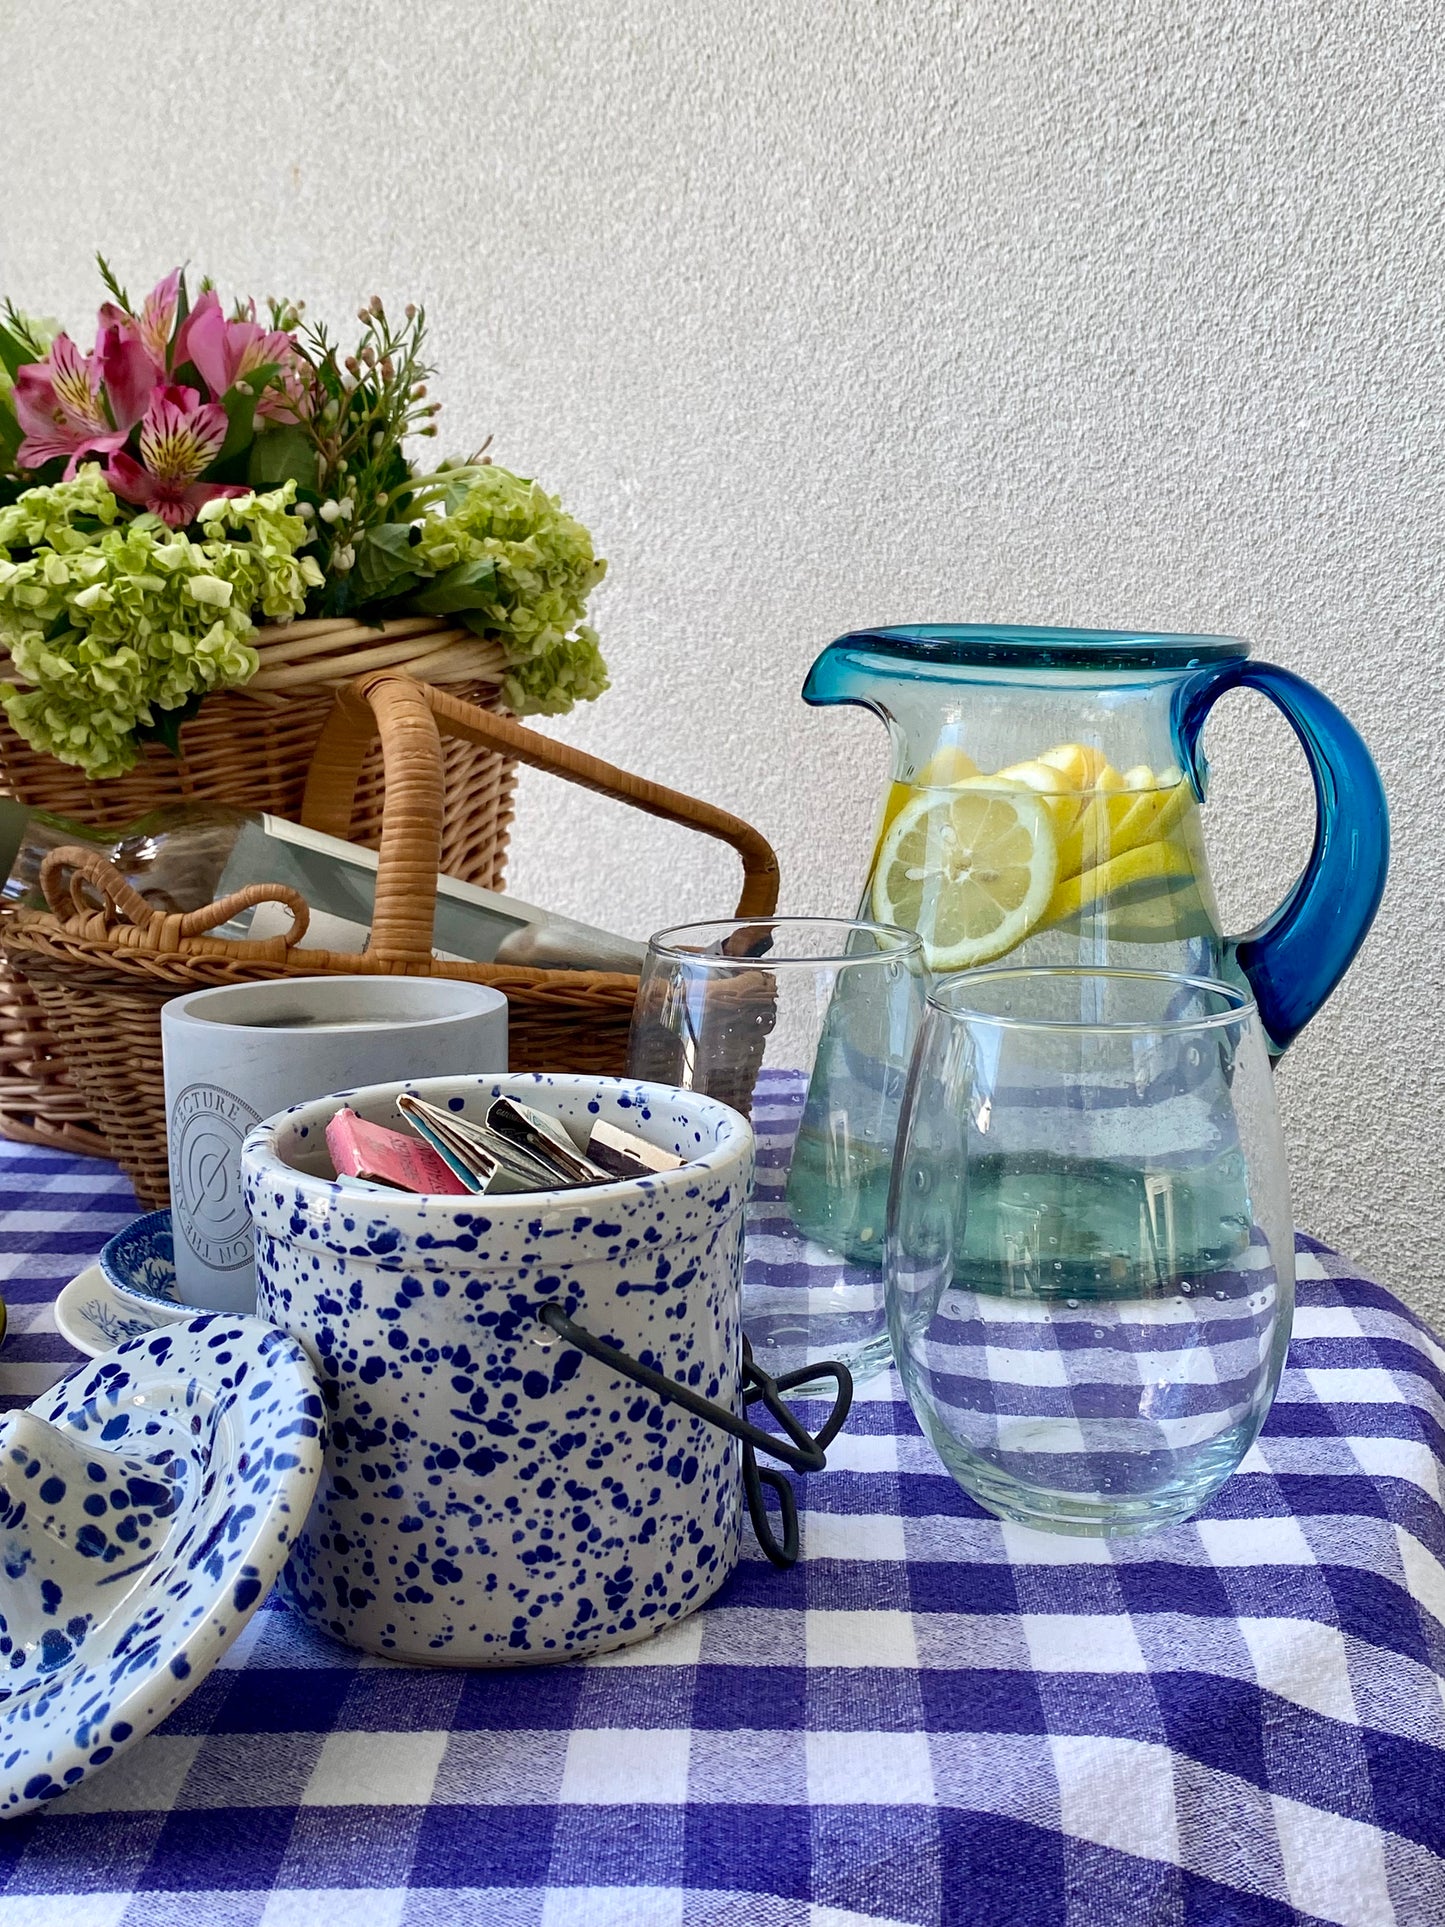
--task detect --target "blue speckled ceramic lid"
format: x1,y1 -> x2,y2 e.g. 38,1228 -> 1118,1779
0,1314 -> 324,1816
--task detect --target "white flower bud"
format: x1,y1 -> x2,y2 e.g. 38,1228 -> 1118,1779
318,500 -> 342,524
332,544 -> 356,572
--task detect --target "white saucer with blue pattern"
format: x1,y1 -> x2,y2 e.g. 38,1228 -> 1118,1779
0,1314 -> 325,1816
55,1265 -> 186,1358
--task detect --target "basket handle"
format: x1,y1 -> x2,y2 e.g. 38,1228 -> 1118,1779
38,847 -> 312,949
301,672 -> 781,966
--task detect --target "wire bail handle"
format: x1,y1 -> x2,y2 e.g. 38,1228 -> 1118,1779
536,1302 -> 853,1570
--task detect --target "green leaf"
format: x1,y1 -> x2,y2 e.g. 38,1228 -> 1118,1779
364,521 -> 418,561
135,690 -> 207,758
413,557 -> 500,616
376,445 -> 412,493
216,363 -> 280,464
357,571 -> 425,609
0,399 -> 21,466
95,253 -> 132,313
247,425 -> 317,491
457,609 -> 502,640
354,522 -> 421,600
0,322 -> 35,382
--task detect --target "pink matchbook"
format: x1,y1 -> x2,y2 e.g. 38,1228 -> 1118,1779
325,1106 -> 471,1197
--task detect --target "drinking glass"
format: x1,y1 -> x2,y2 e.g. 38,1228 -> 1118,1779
886,967 -> 1294,1533
627,917 -> 929,1382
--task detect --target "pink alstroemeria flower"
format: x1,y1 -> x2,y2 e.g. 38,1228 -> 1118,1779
12,333 -> 135,475
95,314 -> 159,434
99,268 -> 183,375
106,383 -> 247,529
137,268 -> 182,370
175,291 -> 300,417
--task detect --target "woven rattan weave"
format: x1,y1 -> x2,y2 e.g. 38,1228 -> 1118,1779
1,672 -> 779,1207
0,618 -> 518,1151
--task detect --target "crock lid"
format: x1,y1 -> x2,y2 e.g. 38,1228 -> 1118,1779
0,1315 -> 323,1816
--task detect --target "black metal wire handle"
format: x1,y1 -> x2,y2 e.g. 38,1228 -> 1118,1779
535,1303 -> 854,1570
739,1343 -> 852,1568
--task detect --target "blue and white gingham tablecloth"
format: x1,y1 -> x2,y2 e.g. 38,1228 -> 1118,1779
0,1103 -> 1442,1926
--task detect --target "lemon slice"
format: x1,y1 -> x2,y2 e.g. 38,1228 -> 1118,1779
1037,742 -> 1110,790
872,778 -> 1058,970
1053,761 -> 1177,877
1147,775 -> 1194,840
916,744 -> 981,786
1044,837 -> 1194,925
995,758 -> 1080,833
874,746 -> 983,852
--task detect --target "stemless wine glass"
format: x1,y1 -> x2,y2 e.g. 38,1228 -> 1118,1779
887,968 -> 1294,1534
627,917 -> 929,1382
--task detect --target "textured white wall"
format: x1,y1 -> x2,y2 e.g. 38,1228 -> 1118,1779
2,0 -> 1441,1314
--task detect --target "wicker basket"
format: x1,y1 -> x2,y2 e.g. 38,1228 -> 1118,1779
0,617 -> 519,1153
1,672 -> 779,1208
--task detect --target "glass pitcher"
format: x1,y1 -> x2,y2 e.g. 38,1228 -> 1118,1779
803,625 -> 1388,1052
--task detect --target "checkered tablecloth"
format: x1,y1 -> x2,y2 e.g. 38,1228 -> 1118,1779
0,1125 -> 1443,1927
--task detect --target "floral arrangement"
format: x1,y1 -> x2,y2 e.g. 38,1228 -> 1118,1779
0,262 -> 607,777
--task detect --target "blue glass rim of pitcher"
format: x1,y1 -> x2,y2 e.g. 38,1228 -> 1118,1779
646,915 -> 924,970
821,624 -> 1247,672
927,966 -> 1256,1035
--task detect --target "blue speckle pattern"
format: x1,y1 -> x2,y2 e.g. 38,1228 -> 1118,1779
0,1315 -> 324,1817
244,1073 -> 754,1667
98,1212 -> 182,1312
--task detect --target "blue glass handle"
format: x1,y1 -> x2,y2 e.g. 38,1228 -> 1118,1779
1175,662 -> 1388,1053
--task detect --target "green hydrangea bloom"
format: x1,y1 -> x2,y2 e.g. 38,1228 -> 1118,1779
0,471 -> 321,778
500,623 -> 609,717
0,467 -> 119,554
413,466 -> 608,717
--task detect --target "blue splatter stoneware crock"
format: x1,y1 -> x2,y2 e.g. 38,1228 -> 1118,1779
243,1072 -> 753,1666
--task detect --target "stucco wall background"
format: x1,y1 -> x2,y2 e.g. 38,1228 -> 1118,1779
1,1 -> 1441,1315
